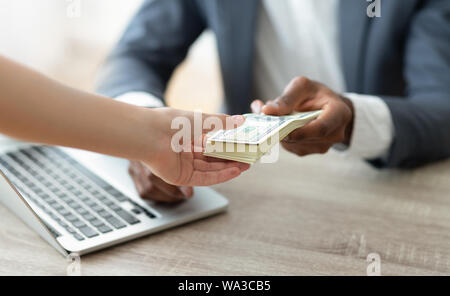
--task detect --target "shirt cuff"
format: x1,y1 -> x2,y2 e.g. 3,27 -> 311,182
115,92 -> 164,108
334,93 -> 394,160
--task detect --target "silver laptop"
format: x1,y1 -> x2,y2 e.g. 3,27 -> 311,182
0,143 -> 228,256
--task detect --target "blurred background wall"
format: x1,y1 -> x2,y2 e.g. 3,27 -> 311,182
0,0 -> 223,112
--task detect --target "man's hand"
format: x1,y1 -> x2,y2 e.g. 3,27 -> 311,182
251,76 -> 354,156
129,160 -> 193,203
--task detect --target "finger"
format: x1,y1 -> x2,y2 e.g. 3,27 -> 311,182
193,158 -> 250,172
284,103 -> 342,141
281,141 -> 331,156
194,150 -> 251,172
262,76 -> 317,116
179,186 -> 194,197
199,153 -> 239,163
134,166 -> 154,197
251,100 -> 265,114
141,185 -> 184,203
196,114 -> 246,154
128,160 -> 141,176
129,170 -> 145,196
196,134 -> 211,154
150,175 -> 189,198
282,137 -> 332,145
133,162 -> 179,201
194,148 -> 242,162
139,162 -> 190,200
188,167 -> 242,186
138,155 -> 195,198
139,161 -> 153,175
283,126 -> 345,144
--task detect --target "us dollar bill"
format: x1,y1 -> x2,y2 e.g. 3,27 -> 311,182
208,110 -> 323,145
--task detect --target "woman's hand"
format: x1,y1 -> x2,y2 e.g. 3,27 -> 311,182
140,108 -> 249,187
0,56 -> 248,192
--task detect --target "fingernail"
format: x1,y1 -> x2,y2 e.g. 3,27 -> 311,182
240,163 -> 251,172
251,102 -> 262,113
261,105 -> 272,115
231,115 -> 245,125
136,184 -> 143,195
180,186 -> 193,197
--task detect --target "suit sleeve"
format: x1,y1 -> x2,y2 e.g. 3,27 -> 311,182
95,0 -> 206,101
374,0 -> 450,168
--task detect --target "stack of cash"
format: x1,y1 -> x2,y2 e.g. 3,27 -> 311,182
204,111 -> 322,164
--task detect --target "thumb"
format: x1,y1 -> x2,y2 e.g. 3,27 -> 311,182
190,112 -> 245,153
262,76 -> 316,116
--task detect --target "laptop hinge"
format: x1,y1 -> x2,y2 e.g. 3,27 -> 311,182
0,170 -> 68,257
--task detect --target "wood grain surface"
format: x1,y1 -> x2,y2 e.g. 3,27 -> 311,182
1,150 -> 450,275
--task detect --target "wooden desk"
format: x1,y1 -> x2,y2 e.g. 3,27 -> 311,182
1,150 -> 450,275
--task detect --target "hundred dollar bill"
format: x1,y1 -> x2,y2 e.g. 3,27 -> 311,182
208,111 -> 323,145
204,110 -> 322,164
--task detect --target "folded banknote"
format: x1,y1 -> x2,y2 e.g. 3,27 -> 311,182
204,110 -> 322,164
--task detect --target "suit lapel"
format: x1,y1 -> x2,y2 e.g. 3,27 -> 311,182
216,0 -> 371,110
339,0 -> 370,92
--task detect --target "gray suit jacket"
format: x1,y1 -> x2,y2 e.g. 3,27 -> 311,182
96,0 -> 450,169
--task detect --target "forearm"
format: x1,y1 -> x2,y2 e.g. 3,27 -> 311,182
95,0 -> 206,99
379,95 -> 450,168
0,56 -> 157,163
338,92 -> 450,169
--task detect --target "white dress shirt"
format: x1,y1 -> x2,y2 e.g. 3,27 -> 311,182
118,0 -> 394,160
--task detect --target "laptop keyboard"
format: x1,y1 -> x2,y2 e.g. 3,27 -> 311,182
0,146 -> 156,242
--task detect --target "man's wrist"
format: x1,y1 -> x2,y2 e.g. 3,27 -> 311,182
341,96 -> 354,146
341,93 -> 394,159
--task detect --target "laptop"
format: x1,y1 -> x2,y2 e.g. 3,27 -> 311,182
0,142 -> 228,256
